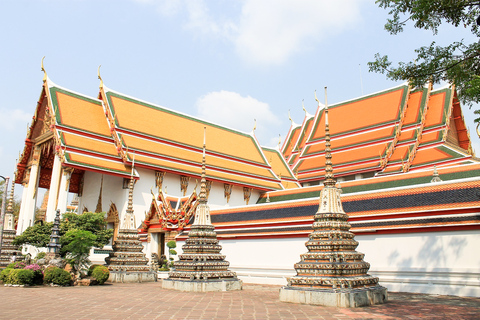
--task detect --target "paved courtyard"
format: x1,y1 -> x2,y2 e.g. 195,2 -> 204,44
0,281 -> 479,319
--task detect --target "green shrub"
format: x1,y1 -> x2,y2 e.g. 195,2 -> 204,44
91,265 -> 109,285
87,264 -> 102,277
14,269 -> 35,285
0,268 -> 13,283
7,262 -> 26,269
158,264 -> 169,271
35,252 -> 46,260
43,266 -> 71,286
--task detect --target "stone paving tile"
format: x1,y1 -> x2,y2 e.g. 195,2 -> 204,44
0,281 -> 479,320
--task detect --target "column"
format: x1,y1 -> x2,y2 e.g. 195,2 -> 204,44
21,147 -> 41,233
16,182 -> 29,235
57,167 -> 73,214
46,154 -> 62,222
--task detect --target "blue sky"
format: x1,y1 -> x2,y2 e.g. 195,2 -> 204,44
1,0 -> 479,196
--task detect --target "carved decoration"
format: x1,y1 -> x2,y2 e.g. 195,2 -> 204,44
205,180 -> 212,199
95,175 -> 103,213
155,171 -> 165,194
180,176 -> 189,196
243,187 -> 252,205
224,183 -> 233,203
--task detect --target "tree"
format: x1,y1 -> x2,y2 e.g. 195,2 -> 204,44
61,229 -> 97,277
13,222 -> 53,247
61,212 -> 113,249
368,0 -> 480,120
13,212 -> 113,252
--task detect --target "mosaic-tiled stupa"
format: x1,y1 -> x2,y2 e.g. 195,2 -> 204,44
279,89 -> 387,307
105,175 -> 156,283
162,129 -> 242,292
0,182 -> 23,267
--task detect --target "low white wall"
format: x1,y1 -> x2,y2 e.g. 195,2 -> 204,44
176,230 -> 480,297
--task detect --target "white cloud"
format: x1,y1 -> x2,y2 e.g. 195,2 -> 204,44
132,0 -> 365,65
233,0 -> 364,65
195,90 -> 281,145
0,108 -> 32,132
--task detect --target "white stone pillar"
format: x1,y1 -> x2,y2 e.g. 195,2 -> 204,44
19,146 -> 42,234
57,167 -> 73,214
46,154 -> 62,222
17,182 -> 29,235
22,161 -> 40,233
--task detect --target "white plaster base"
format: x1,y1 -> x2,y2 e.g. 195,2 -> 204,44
108,271 -> 157,283
162,278 -> 243,292
279,286 -> 388,308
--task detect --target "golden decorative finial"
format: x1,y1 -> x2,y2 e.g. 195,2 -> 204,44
314,90 -> 319,104
302,99 -> 307,116
278,134 -> 281,148
288,110 -> 293,125
253,119 -> 257,132
150,187 -> 155,198
98,65 -> 103,89
41,56 -> 47,82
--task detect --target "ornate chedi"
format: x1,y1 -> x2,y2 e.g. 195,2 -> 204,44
0,183 -> 23,267
279,88 -> 387,307
46,209 -> 62,259
162,128 -> 242,292
105,175 -> 157,283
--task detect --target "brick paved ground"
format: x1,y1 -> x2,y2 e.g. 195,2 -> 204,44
0,281 -> 479,320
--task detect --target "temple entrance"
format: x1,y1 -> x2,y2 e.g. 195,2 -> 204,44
158,233 -> 165,257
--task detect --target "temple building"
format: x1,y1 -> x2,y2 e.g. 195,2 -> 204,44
14,70 -> 480,297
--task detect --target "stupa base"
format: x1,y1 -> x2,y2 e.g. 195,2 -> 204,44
108,271 -> 157,283
162,278 -> 243,292
279,285 -> 387,308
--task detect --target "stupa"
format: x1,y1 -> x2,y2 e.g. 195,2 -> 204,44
162,128 -> 242,292
0,182 -> 23,267
45,209 -> 62,259
105,167 -> 157,283
279,88 -> 387,307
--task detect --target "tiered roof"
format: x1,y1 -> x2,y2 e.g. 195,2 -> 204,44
16,77 -> 289,192
282,83 -> 475,184
99,86 -> 287,190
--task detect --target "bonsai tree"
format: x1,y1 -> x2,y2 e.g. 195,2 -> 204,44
60,229 -> 97,278
166,240 -> 177,268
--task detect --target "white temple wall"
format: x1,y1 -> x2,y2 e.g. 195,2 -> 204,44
175,230 -> 480,297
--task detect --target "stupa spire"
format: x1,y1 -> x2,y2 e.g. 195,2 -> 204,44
5,179 -> 16,231
198,127 -> 208,204
193,127 -> 211,226
323,87 -> 335,187
122,153 -> 136,229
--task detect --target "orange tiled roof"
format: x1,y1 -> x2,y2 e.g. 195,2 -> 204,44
100,86 -> 284,190
284,84 -> 475,183
47,81 -> 134,178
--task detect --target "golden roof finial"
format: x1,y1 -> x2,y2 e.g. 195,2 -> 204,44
98,65 -> 103,89
288,110 -> 293,125
278,134 -> 281,148
41,56 -> 47,82
314,90 -> 319,104
253,119 -> 257,132
302,99 -> 307,116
